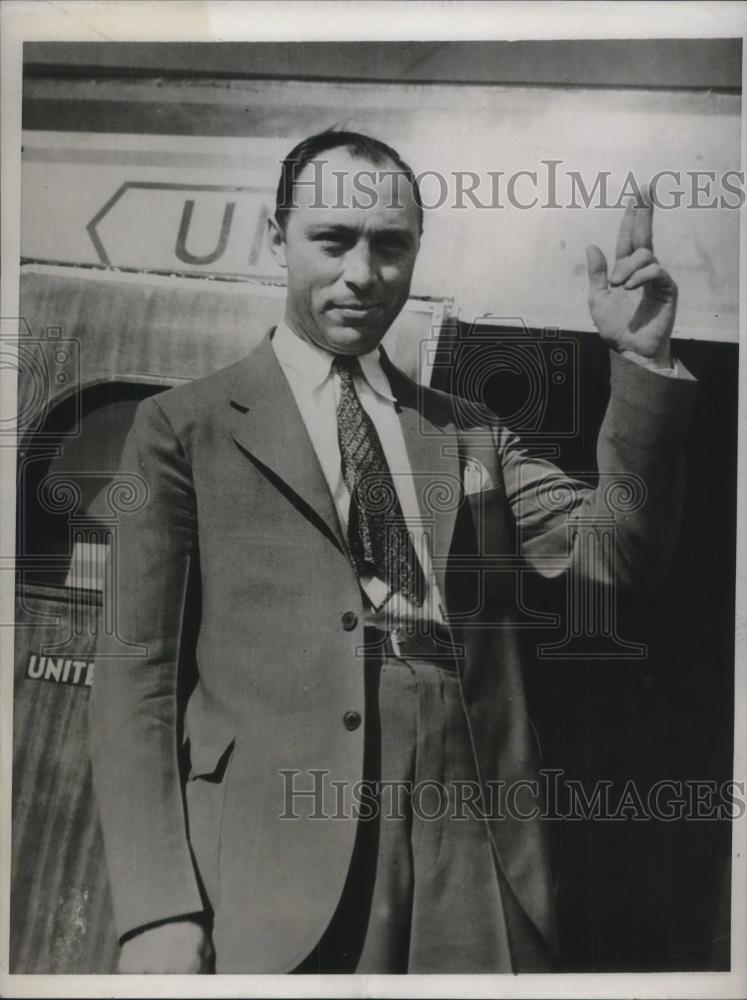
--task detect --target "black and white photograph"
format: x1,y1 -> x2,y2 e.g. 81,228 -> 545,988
1,2 -> 745,996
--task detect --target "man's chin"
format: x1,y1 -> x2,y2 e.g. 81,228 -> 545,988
322,322 -> 390,355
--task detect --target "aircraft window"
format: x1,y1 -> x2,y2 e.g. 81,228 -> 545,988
17,381 -> 167,591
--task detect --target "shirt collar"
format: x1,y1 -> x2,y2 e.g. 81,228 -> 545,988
272,320 -> 397,403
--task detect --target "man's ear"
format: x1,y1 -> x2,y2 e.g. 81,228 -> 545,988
267,215 -> 288,268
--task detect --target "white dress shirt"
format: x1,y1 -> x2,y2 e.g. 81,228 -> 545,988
272,321 -> 445,629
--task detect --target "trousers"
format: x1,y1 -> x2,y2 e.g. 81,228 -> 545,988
295,648 -> 554,973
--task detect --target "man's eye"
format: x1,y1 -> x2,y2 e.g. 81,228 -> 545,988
375,239 -> 411,258
313,235 -> 349,254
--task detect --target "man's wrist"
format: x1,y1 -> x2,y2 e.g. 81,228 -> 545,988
619,347 -> 675,374
120,912 -> 207,945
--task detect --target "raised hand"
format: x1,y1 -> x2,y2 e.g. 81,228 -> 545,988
585,189 -> 677,368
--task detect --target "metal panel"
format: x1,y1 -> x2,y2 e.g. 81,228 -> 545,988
11,586 -> 118,973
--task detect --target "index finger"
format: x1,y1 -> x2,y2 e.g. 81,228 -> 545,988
631,188 -> 654,252
614,200 -> 636,261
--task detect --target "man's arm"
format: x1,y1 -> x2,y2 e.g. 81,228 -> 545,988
89,395 -> 208,970
495,351 -> 696,592
496,191 -> 697,591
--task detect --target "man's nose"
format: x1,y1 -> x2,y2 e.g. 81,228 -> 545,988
342,244 -> 376,291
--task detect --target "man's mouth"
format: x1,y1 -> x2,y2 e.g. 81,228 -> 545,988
329,302 -> 381,313
328,302 -> 383,324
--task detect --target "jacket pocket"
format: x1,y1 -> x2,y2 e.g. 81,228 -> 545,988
187,733 -> 235,782
185,736 -> 236,912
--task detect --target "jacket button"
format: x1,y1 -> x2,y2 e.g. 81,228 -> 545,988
341,611 -> 358,631
343,710 -> 361,731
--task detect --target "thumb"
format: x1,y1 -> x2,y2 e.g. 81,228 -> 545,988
585,244 -> 608,295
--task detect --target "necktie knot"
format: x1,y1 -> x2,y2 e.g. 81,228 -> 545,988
332,353 -> 361,385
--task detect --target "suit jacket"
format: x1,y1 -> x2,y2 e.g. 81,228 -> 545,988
89,331 -> 697,972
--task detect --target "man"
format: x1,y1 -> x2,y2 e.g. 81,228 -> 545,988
90,129 -> 697,973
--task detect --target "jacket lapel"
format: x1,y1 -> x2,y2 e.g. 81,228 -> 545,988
228,334 -> 463,590
228,333 -> 346,554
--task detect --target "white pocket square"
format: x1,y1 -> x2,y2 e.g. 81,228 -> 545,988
463,458 -> 494,496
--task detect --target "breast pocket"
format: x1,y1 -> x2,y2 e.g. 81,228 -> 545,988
185,736 -> 236,914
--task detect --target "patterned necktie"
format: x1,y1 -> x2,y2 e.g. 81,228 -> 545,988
333,354 -> 425,606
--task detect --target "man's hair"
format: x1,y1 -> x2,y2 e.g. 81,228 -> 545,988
274,128 -> 424,233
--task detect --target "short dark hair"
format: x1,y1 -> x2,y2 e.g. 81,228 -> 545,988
274,128 -> 424,233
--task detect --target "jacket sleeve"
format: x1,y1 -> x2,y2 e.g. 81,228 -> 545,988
495,350 -> 698,593
89,394 -> 204,941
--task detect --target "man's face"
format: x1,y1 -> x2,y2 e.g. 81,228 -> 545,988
268,148 -> 421,356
